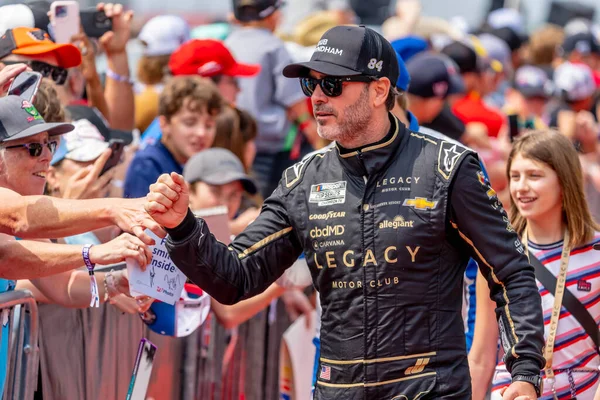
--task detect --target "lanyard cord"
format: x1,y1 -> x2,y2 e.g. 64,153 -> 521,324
523,228 -> 571,391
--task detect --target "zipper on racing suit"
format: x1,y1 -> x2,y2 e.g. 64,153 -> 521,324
357,150 -> 369,399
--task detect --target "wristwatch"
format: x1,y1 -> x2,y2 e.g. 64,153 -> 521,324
512,374 -> 543,397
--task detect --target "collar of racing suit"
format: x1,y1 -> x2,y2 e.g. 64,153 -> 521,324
335,113 -> 407,177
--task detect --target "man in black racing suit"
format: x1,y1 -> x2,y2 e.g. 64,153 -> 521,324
145,25 -> 545,400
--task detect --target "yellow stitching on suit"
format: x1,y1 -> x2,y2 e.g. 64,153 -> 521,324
451,221 -> 520,359
320,351 -> 436,365
317,372 -> 437,388
237,227 -> 294,259
410,132 -> 437,145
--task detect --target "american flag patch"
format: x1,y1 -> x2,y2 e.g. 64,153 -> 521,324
320,365 -> 331,380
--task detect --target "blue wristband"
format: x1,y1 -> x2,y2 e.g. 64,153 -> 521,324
82,244 -> 95,271
82,244 -> 100,307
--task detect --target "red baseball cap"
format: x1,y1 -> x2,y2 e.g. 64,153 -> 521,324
168,39 -> 260,77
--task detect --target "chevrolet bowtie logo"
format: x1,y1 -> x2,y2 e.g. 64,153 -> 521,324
403,197 -> 438,210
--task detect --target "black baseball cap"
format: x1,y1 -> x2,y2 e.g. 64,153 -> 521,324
0,95 -> 73,142
560,32 -> 600,56
66,105 -> 133,145
232,0 -> 284,22
406,52 -> 465,99
283,25 -> 399,84
441,41 -> 480,74
183,148 -> 257,195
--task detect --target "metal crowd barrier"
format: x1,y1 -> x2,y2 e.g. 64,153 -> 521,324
0,263 -> 293,399
0,289 -> 39,400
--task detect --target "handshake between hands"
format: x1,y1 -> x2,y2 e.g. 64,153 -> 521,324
83,174 -> 186,314
91,173 -> 189,314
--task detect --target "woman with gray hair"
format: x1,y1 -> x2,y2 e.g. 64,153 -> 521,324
0,92 -> 154,283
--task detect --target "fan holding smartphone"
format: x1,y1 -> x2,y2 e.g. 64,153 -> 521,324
7,70 -> 43,104
99,139 -> 125,177
0,64 -> 28,96
80,8 -> 113,39
50,1 -> 81,44
50,1 -> 113,43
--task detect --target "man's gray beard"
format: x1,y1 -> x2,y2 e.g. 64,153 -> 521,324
317,87 -> 372,145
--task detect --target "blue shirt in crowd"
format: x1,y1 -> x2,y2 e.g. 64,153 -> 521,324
140,118 -> 162,149
124,140 -> 183,198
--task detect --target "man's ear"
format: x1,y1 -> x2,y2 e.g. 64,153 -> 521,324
372,77 -> 391,108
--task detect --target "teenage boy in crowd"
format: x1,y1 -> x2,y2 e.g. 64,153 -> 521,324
124,76 -> 223,198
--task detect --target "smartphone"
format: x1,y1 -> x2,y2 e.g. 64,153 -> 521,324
508,114 -> 520,143
50,1 -> 80,44
99,139 -> 125,176
126,338 -> 157,400
8,71 -> 43,103
80,9 -> 112,38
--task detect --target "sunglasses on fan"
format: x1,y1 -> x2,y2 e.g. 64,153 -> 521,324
3,140 -> 58,157
300,75 -> 376,97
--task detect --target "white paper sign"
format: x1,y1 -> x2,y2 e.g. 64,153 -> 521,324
127,229 -> 186,305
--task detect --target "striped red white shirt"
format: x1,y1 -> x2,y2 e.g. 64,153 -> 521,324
492,233 -> 600,400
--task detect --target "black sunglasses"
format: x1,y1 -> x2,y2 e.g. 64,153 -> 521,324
300,75 -> 376,97
3,140 -> 58,157
3,60 -> 68,85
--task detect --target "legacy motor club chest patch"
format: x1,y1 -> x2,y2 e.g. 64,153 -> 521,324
309,181 -> 347,206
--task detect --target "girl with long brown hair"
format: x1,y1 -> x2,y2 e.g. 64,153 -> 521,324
469,130 -> 600,399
